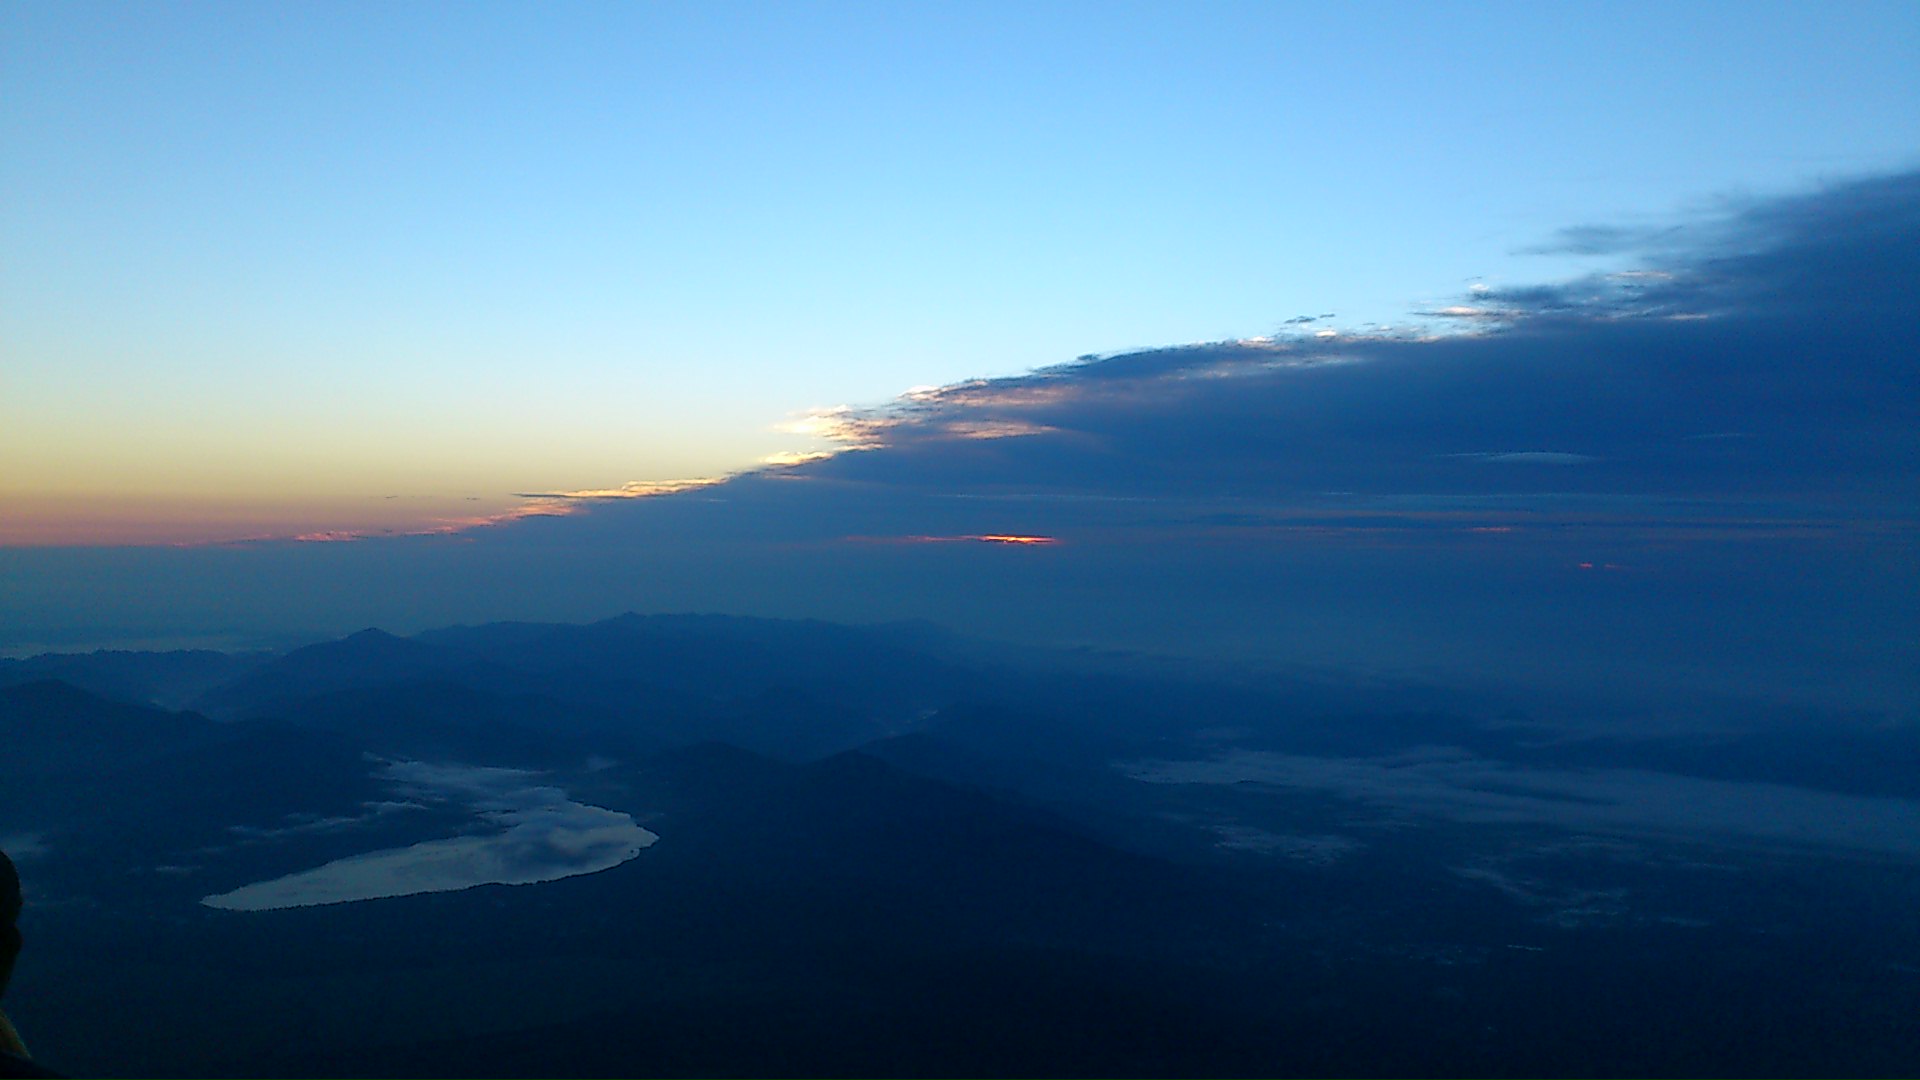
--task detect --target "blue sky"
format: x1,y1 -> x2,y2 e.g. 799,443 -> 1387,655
4,1 -> 1917,542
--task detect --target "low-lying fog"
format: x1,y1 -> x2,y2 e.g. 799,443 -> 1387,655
202,761 -> 654,911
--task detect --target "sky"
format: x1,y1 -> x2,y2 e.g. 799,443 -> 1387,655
4,1 -> 1918,544
1,3 -> 1917,720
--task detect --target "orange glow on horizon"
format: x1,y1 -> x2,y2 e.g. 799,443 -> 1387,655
0,493 -> 577,548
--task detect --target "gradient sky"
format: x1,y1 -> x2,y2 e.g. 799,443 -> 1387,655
4,1 -> 1917,544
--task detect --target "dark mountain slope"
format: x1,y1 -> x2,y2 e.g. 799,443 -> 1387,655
421,612 -> 977,728
2,679 -> 219,777
265,680 -> 662,766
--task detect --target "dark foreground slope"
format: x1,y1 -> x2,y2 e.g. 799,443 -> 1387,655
14,737 -> 1287,1077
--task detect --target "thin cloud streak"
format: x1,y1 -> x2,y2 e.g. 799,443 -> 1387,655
517,479 -> 725,500
845,534 -> 1061,546
286,500 -> 578,544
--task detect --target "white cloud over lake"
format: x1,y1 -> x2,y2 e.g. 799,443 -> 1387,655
202,761 -> 656,912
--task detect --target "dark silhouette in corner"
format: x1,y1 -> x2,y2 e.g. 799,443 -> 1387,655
0,851 -> 61,1078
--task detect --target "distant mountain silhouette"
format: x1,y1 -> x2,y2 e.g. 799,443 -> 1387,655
192,614 -> 990,760
189,628 -> 477,719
